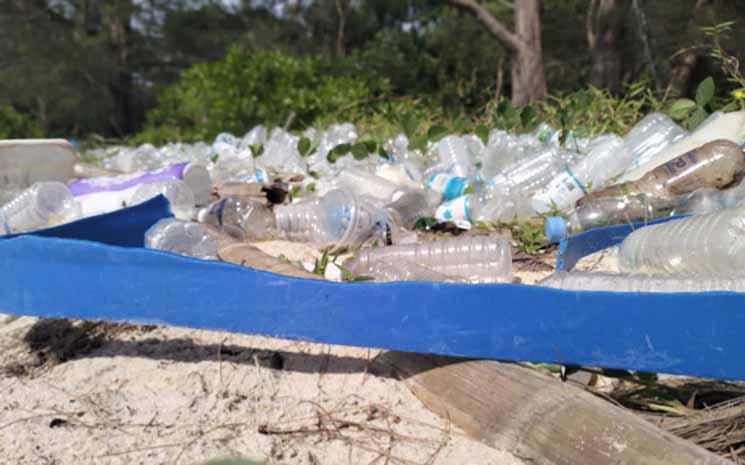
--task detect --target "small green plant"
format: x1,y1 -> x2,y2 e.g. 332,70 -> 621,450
667,76 -> 715,130
498,219 -> 548,255
0,104 -> 42,139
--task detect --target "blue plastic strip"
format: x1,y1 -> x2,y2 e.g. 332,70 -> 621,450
1,195 -> 172,247
556,214 -> 689,271
1,234 -> 745,380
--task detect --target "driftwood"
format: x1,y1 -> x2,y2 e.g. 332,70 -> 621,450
218,243 -> 318,279
375,352 -> 732,465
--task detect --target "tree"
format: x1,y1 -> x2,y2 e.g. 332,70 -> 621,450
446,0 -> 547,105
586,0 -> 626,92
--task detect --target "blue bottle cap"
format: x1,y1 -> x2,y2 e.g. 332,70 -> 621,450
545,216 -> 567,244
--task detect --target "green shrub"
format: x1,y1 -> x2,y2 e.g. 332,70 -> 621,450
137,47 -> 390,144
0,105 -> 42,139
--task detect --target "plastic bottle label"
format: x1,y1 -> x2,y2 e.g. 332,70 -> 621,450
662,151 -> 698,176
68,163 -> 189,196
435,195 -> 472,225
426,173 -> 468,200
532,165 -> 587,213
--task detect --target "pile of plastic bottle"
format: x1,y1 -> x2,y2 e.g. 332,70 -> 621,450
4,109 -> 745,290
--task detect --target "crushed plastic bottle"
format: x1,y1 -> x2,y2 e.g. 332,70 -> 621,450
129,180 -> 196,220
532,134 -> 632,213
384,189 -> 441,229
618,205 -> 745,275
539,270 -> 745,293
274,189 -> 389,246
144,219 -> 231,260
0,182 -> 81,234
344,234 -> 512,283
198,196 -> 276,240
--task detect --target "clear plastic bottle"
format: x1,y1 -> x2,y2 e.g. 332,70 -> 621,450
618,204 -> 745,275
344,234 -> 512,283
337,168 -> 406,202
532,135 -> 633,213
144,219 -> 223,260
239,125 -> 268,150
544,193 -> 681,243
579,139 -> 745,206
197,196 -> 276,240
0,182 -> 81,234
622,112 -> 688,173
129,180 -> 196,220
384,189 -> 441,229
350,257 -> 462,283
433,136 -> 475,179
538,270 -> 745,293
490,145 -> 579,199
274,189 -> 389,246
260,128 -> 306,174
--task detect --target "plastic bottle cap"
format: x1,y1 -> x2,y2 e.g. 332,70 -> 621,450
545,216 -> 567,244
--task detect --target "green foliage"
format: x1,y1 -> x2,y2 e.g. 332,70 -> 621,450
138,47 -> 390,144
0,105 -> 42,139
667,77 -> 715,130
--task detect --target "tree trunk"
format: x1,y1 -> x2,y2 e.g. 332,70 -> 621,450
447,0 -> 547,106
668,0 -> 713,97
334,0 -> 348,57
587,0 -> 625,93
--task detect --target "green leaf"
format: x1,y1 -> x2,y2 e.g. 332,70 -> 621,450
521,106 -> 537,127
306,182 -> 316,193
427,125 -> 449,142
297,136 -> 311,156
688,107 -> 709,130
377,145 -> 390,160
413,217 -> 437,231
695,76 -> 715,107
210,154 -> 219,163
350,143 -> 369,160
475,124 -> 489,145
399,112 -> 418,138
250,144 -> 264,157
327,143 -> 352,163
667,99 -> 697,120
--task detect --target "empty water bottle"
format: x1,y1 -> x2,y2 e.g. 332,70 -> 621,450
198,196 -> 276,240
344,234 -> 512,283
622,112 -> 688,173
432,136 -> 475,179
337,168 -> 406,202
490,145 -> 579,199
350,257 -> 461,283
145,219 -> 228,260
0,182 -> 81,234
239,125 -> 268,150
129,180 -> 196,220
384,189 -> 441,229
274,189 -> 389,246
539,270 -> 745,293
580,140 -> 745,207
618,205 -> 745,275
532,135 -> 633,213
260,128 -> 306,174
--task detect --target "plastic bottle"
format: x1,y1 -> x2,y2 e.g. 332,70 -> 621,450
622,112 -> 688,173
618,205 -> 745,275
532,135 -> 633,213
544,193 -> 682,243
197,196 -> 276,240
273,189 -> 389,246
349,257 -> 462,283
129,180 -> 196,220
0,139 -> 76,191
384,189 -> 441,229
344,234 -> 512,283
239,125 -> 268,150
425,172 -> 470,200
337,168 -> 406,202
620,110 -> 745,182
433,136 -> 475,179
0,182 -> 81,234
144,219 -> 223,260
260,128 -> 306,174
578,139 -> 745,207
490,145 -> 579,199
538,270 -> 745,293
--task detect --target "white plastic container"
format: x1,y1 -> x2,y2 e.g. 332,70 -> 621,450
0,139 -> 76,190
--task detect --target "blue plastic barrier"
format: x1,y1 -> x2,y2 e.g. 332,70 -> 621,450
1,201 -> 741,380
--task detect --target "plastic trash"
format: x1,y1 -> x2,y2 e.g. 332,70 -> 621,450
129,180 -> 196,220
539,270 -> 745,293
144,219 -> 227,260
618,205 -> 745,275
620,110 -> 745,182
198,196 -> 276,240
0,182 -> 81,234
349,257 -> 462,283
274,189 -> 389,246
426,173 -> 470,201
579,139 -> 745,206
239,125 -> 268,149
382,133 -> 424,182
432,136 -> 475,179
384,189 -> 441,229
622,112 -> 688,173
337,168 -> 406,202
544,193 -> 681,243
260,128 -> 306,174
0,139 -> 76,191
345,234 -> 512,283
532,135 -> 633,213
490,144 -> 579,201
68,162 -> 212,218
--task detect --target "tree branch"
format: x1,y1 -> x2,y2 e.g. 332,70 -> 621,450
446,0 -> 523,51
